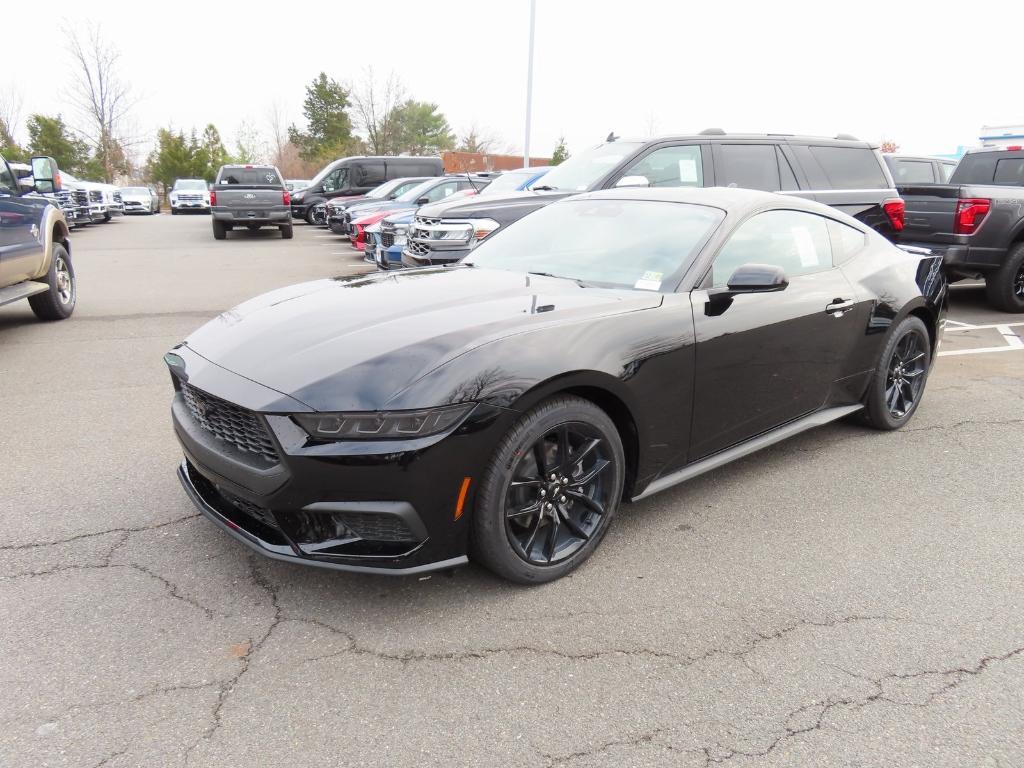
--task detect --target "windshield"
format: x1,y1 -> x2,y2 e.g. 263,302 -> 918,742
466,199 -> 723,291
217,167 -> 282,186
120,187 -> 149,195
479,169 -> 545,195
365,178 -> 412,199
286,180 -> 311,190
533,142 -> 643,192
395,178 -> 441,203
174,180 -> 208,191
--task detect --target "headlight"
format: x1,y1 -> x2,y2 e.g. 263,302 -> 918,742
451,218 -> 500,245
293,404 -> 473,440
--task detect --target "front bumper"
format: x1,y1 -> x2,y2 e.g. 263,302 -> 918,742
402,244 -> 471,269
168,346 -> 515,574
173,200 -> 210,210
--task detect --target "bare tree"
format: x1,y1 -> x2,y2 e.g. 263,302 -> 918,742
457,123 -> 500,154
65,23 -> 135,181
0,85 -> 23,148
266,100 -> 289,166
349,67 -> 406,155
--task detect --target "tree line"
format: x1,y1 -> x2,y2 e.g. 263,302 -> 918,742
0,25 -> 571,190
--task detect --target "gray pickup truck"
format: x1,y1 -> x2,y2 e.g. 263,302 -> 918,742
896,146 -> 1024,312
210,165 -> 293,240
0,154 -> 76,321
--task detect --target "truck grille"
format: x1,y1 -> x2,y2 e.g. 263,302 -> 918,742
415,216 -> 442,227
405,239 -> 430,258
113,192 -> 123,204
380,232 -> 395,248
179,193 -> 205,202
72,190 -> 89,206
181,383 -> 279,463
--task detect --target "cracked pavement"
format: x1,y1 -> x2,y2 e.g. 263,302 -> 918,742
1,216 -> 1022,767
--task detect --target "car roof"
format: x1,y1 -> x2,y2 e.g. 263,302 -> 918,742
569,186 -> 854,220
610,132 -> 877,149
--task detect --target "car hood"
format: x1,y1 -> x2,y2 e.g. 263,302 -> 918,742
120,193 -> 149,201
183,267 -> 662,411
346,199 -> 413,218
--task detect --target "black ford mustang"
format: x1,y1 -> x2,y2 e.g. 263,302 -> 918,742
168,188 -> 947,583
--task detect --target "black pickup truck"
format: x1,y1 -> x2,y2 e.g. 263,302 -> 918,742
403,131 -> 906,268
896,146 -> 1024,312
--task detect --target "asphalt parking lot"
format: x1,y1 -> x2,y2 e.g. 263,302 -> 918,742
1,213 -> 1022,767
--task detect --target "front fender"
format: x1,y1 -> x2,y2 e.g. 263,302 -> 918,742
31,202 -> 70,280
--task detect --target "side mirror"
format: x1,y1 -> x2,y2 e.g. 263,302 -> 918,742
416,196 -> 430,205
726,263 -> 788,293
30,156 -> 61,194
614,175 -> 650,188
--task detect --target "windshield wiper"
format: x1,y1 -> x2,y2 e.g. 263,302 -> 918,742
531,185 -> 558,191
527,271 -> 592,288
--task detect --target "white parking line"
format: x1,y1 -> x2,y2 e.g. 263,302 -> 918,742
938,320 -> 1024,357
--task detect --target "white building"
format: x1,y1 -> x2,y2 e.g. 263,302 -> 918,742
979,124 -> 1024,148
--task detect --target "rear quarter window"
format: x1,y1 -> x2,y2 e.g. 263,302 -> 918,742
808,146 -> 887,188
827,219 -> 867,265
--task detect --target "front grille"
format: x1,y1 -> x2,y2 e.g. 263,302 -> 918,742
220,488 -> 279,529
416,216 -> 441,227
405,239 -> 430,257
179,193 -> 204,201
113,192 -> 123,204
181,383 -> 279,463
380,232 -> 395,248
73,190 -> 88,206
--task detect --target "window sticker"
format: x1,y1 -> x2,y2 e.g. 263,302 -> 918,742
634,270 -> 663,291
678,158 -> 699,183
792,226 -> 819,268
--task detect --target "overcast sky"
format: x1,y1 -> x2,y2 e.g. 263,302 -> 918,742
6,0 -> 1020,166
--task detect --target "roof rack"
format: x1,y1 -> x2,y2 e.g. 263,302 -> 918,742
699,127 -> 726,135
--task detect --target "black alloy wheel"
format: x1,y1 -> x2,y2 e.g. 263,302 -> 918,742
472,396 -> 624,583
884,330 -> 928,419
1015,262 -> 1024,300
505,422 -> 614,566
862,315 -> 932,430
985,242 -> 1024,313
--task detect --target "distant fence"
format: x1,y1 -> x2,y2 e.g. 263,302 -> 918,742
442,151 -> 551,173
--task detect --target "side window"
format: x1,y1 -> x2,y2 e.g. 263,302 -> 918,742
889,160 -> 935,184
993,158 -> 1024,185
424,181 -> 459,203
360,162 -> 386,186
717,144 -> 780,191
619,145 -> 703,188
0,162 -> 16,192
321,168 -> 342,193
808,146 -> 887,188
827,219 -> 867,265
711,210 -> 832,287
939,162 -> 956,182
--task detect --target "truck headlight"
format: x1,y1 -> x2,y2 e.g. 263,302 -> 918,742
456,218 -> 500,245
293,404 -> 473,440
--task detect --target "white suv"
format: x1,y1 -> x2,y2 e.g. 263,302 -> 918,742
169,179 -> 211,214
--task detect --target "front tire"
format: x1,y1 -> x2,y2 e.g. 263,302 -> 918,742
212,220 -> 227,240
984,243 -> 1024,313
472,396 -> 625,584
862,316 -> 932,430
171,208 -> 178,216
29,243 -> 76,321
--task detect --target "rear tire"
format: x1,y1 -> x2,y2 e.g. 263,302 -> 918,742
471,396 -> 625,584
305,207 -> 317,225
280,225 -> 294,239
861,316 -> 932,430
984,243 -> 1024,313
102,213 -> 111,223
212,220 -> 227,240
28,243 -> 76,321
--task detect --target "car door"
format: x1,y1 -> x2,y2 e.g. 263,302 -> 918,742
0,162 -> 41,285
688,208 -> 865,460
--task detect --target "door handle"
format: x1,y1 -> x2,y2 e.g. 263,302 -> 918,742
826,299 -> 855,315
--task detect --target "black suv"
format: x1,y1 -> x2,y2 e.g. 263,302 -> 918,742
403,130 -> 905,267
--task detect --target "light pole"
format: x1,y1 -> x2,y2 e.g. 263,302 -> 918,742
523,0 -> 536,168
